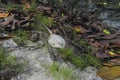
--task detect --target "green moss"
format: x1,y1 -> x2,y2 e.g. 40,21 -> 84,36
58,48 -> 101,69
12,29 -> 29,45
2,0 -> 36,12
58,48 -> 73,59
35,11 -> 54,26
30,11 -> 54,33
58,48 -> 85,69
51,0 -> 62,3
0,47 -> 27,72
74,39 -> 97,54
70,55 -> 85,68
2,3 -> 21,11
85,54 -> 102,68
0,48 -> 16,69
48,61 -> 78,80
22,0 -> 37,12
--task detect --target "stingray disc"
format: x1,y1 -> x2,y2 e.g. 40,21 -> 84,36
48,34 -> 65,48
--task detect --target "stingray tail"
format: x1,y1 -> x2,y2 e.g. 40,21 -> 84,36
40,23 -> 52,35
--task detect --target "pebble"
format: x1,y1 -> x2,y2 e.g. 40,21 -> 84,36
30,32 -> 40,42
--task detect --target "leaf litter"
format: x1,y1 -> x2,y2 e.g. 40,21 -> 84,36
0,0 -> 120,80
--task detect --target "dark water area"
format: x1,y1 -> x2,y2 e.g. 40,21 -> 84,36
99,10 -> 120,29
57,0 -> 120,31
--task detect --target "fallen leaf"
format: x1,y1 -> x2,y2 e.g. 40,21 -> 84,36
21,0 -> 27,3
95,52 -> 107,59
0,41 -> 3,44
61,13 -> 64,16
97,66 -> 120,80
109,43 -> 120,48
87,33 -> 106,38
103,29 -> 110,35
108,51 -> 120,57
38,6 -> 51,11
102,63 -> 115,66
74,27 -> 81,32
100,39 -> 120,45
0,14 -> 15,26
88,41 -> 101,48
101,34 -> 118,39
74,26 -> 88,34
110,59 -> 120,64
108,51 -> 118,56
58,16 -> 68,22
0,13 -> 9,18
52,29 -> 59,34
24,2 -> 31,9
37,6 -> 52,14
0,36 -> 16,40
11,19 -> 20,29
102,61 -> 120,66
91,22 -> 103,31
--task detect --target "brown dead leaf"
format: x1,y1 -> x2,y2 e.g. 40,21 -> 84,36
52,29 -> 59,34
24,2 -> 31,9
0,41 -> 3,45
108,51 -> 120,57
91,22 -> 103,31
104,43 -> 109,50
109,43 -> 120,48
87,35 -> 97,38
95,52 -> 107,59
19,17 -> 30,27
21,0 -> 27,3
0,13 -> 9,18
87,33 -> 106,38
101,39 -> 120,45
88,41 -> 101,48
0,14 -> 22,30
85,21 -> 91,26
38,6 -> 51,11
102,63 -> 116,66
58,16 -> 68,22
99,43 -> 109,51
110,58 -> 120,64
101,34 -> 118,40
97,66 -> 120,80
0,36 -> 15,40
74,26 -> 88,34
37,6 -> 52,14
0,14 -> 15,26
11,19 -> 20,29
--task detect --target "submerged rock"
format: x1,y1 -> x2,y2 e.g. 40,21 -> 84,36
1,32 -> 102,80
0,33 -> 17,47
10,47 -> 54,80
99,11 -> 120,29
78,67 -> 102,80
2,39 -> 18,47
9,45 -> 102,80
